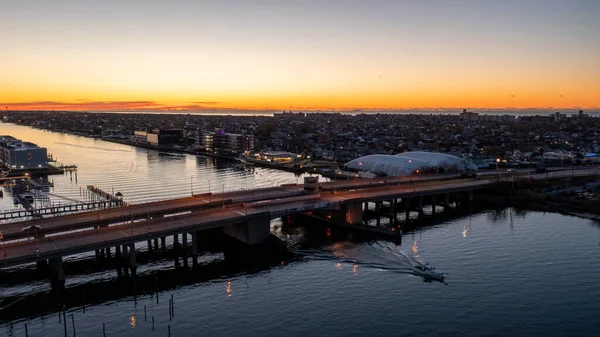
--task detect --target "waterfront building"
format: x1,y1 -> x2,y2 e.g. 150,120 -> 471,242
0,135 -> 48,170
211,128 -> 255,154
132,131 -> 148,145
253,151 -> 297,163
146,129 -> 183,146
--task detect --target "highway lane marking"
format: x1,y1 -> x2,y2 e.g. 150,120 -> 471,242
233,210 -> 247,216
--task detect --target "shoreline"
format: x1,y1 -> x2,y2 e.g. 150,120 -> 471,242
483,194 -> 600,222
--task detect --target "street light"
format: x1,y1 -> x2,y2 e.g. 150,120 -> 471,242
496,158 -> 501,181
204,177 -> 211,203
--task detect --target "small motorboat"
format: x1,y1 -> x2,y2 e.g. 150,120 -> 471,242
412,264 -> 446,280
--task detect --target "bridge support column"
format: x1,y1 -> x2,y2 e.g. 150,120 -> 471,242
224,214 -> 271,245
147,239 -> 152,252
173,234 -> 179,248
50,257 -> 65,290
418,196 -> 424,217
153,238 -> 159,251
105,246 -> 111,259
343,201 -> 363,225
161,237 -> 166,250
431,195 -> 437,215
36,259 -> 48,273
444,193 -> 451,210
115,246 -> 123,276
182,233 -> 188,249
128,243 -> 136,277
121,244 -> 130,276
390,199 -> 396,225
191,232 -> 199,267
405,198 -> 411,221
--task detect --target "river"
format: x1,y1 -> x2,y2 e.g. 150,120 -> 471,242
1,123 -> 600,336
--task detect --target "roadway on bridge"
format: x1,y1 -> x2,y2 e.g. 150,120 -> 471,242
0,186 -> 304,241
0,177 -> 495,268
1,167 -> 597,242
1,167 -> 597,269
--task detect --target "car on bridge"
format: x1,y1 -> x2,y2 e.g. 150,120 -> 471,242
21,225 -> 42,232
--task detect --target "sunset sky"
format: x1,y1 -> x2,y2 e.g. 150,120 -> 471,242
1,0 -> 599,111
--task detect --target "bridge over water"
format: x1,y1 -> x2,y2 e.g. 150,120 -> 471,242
0,167 -> 597,289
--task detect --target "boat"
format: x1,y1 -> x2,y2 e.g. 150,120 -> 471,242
411,264 -> 446,280
377,243 -> 446,280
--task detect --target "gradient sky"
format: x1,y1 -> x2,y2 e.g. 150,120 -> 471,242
1,0 -> 599,111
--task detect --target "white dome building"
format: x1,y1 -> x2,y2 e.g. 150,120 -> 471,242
345,152 -> 477,177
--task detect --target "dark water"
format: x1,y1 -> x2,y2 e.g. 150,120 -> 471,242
1,124 -> 600,336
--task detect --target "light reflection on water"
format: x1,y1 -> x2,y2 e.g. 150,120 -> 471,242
1,209 -> 600,336
1,124 -> 600,336
0,123 -> 324,214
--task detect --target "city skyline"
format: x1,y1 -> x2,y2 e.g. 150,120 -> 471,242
1,0 -> 599,111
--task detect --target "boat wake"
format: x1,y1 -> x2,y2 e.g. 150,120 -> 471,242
295,241 -> 446,282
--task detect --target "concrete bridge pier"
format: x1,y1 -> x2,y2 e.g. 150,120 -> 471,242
443,193 -> 452,211
343,201 -> 364,225
191,231 -> 199,267
224,213 -> 271,245
50,257 -> 65,291
153,238 -> 159,251
147,239 -> 153,252
182,233 -> 188,249
173,234 -> 179,248
128,242 -> 137,277
121,244 -> 130,277
105,246 -> 111,259
389,199 -> 396,225
431,196 -> 437,215
36,259 -> 48,274
115,245 -> 123,276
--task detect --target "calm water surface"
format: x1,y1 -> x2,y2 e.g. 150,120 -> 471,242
1,123 -> 600,336
0,122 -> 314,212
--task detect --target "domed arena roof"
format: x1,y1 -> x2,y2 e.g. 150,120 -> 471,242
346,152 -> 477,177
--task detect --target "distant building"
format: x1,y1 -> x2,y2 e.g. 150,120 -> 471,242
553,111 -> 567,123
198,128 -> 255,154
459,109 -> 479,121
0,135 -> 48,170
132,131 -> 148,145
140,129 -> 183,146
570,110 -> 588,119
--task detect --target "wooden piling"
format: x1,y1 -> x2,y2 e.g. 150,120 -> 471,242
62,307 -> 67,337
